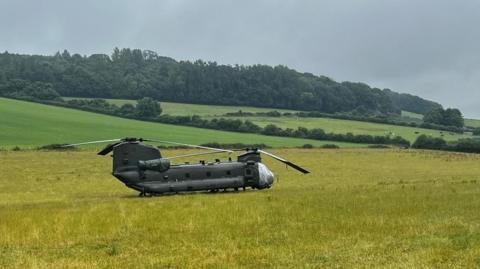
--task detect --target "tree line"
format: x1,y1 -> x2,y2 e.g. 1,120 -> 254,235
0,48 -> 442,115
412,135 -> 480,153
423,107 -> 464,128
224,110 -> 465,133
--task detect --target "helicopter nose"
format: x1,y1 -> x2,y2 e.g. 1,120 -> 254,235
257,163 -> 275,188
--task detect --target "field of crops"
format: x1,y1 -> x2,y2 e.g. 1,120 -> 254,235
1,148 -> 480,268
0,98 -> 359,148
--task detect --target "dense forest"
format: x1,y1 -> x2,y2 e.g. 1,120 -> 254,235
0,48 -> 442,115
383,89 -> 442,115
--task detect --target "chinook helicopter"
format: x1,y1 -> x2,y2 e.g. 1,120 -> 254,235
64,137 -> 309,196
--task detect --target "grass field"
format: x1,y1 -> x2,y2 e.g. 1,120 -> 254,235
1,148 -> 480,268
62,97 -> 298,117
466,119 -> 480,128
400,110 -> 480,129
222,116 -> 472,142
401,111 -> 424,120
63,97 -> 477,143
0,98 -> 360,148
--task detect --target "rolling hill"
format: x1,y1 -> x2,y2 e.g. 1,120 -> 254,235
0,98 -> 361,148
62,97 -> 299,117
64,97 -> 476,143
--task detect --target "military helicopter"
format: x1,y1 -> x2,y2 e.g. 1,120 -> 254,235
63,137 -> 309,196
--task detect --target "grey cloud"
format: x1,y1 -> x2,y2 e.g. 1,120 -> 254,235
1,0 -> 479,117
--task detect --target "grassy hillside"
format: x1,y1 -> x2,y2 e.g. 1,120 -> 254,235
64,97 -> 477,143
401,110 -> 480,129
465,118 -> 480,128
401,110 -> 424,119
0,98 -> 359,148
2,149 -> 480,268
224,116 -> 472,142
63,97 -> 298,116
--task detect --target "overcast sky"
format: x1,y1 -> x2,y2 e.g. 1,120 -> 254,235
1,0 -> 479,117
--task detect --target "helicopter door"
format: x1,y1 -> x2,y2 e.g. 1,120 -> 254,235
244,161 -> 255,185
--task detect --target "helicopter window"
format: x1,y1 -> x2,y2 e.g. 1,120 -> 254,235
206,172 -> 211,177
185,173 -> 190,178
226,171 -> 231,176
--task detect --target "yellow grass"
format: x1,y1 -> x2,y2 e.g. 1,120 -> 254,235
1,149 -> 480,268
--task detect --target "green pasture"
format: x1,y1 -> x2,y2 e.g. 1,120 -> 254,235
400,110 -> 480,129
401,110 -> 424,119
62,97 -> 479,143
62,97 -> 298,117
0,98 -> 359,148
466,118 -> 480,128
222,116 -> 472,142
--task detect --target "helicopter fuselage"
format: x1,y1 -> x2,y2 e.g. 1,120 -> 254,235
110,141 -> 274,195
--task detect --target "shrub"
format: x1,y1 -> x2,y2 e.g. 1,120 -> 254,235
302,144 -> 314,149
450,139 -> 480,153
412,135 -> 447,150
321,144 -> 339,149
261,124 -> 283,136
136,97 -> 162,118
36,144 -> 75,150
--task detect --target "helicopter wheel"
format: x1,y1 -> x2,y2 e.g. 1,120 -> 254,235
234,187 -> 238,192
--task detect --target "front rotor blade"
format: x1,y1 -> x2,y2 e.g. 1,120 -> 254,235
62,138 -> 122,148
281,161 -> 310,174
97,142 -> 122,155
258,150 -> 310,174
143,139 -> 232,153
166,150 -> 231,160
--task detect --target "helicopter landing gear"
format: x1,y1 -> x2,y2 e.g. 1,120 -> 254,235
138,190 -> 152,197
234,187 -> 239,192
210,189 -> 219,193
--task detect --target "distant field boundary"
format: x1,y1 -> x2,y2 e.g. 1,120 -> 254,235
221,110 -> 465,134
1,96 -> 410,147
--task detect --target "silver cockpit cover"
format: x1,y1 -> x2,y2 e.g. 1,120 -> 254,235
258,163 -> 274,186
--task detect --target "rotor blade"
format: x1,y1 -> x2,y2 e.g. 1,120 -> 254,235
142,139 -> 232,153
97,142 -> 123,155
62,139 -> 122,148
258,150 -> 310,174
166,150 -> 231,160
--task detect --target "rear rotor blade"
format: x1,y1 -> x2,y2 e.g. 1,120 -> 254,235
97,142 -> 123,155
62,139 -> 122,148
258,150 -> 310,174
143,139 -> 232,153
